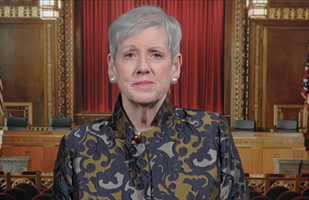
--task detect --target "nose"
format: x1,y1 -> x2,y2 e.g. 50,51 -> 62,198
136,56 -> 150,74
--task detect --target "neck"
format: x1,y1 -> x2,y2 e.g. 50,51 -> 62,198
121,95 -> 166,133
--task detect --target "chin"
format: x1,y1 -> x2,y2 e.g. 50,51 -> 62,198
132,94 -> 163,105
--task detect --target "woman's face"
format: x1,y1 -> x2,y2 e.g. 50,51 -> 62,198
108,26 -> 182,106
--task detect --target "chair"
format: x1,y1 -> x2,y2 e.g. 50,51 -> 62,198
277,191 -> 301,200
292,196 -> 309,200
50,117 -> 72,130
42,187 -> 52,194
0,193 -> 17,200
301,187 -> 309,197
249,186 -> 255,190
251,196 -> 272,200
4,187 -> 30,200
250,190 -> 263,198
4,117 -> 28,130
276,120 -> 298,132
21,171 -> 41,185
234,120 -> 256,132
31,193 -> 53,200
15,183 -> 40,199
266,173 -> 290,187
301,173 -> 309,177
265,186 -> 289,200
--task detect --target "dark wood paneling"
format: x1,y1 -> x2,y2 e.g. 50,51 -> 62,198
0,130 -> 67,172
248,20 -> 309,131
263,24 -> 309,130
0,21 -> 45,126
74,0 -> 84,125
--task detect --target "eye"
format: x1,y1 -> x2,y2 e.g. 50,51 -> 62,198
124,53 -> 135,59
151,53 -> 163,59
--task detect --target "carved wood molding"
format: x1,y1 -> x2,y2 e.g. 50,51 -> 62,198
2,136 -> 61,146
254,25 -> 261,124
64,0 -> 74,121
273,104 -> 307,132
232,0 -> 250,125
0,6 -> 40,18
3,102 -> 33,125
232,132 -> 305,148
47,23 -> 53,120
0,130 -> 67,146
57,0 -> 74,121
268,8 -> 309,20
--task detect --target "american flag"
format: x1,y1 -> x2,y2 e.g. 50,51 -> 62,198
301,48 -> 309,114
0,62 -> 3,116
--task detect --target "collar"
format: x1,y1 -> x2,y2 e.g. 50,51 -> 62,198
110,94 -> 175,142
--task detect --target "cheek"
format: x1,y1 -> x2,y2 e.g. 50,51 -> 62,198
116,68 -> 131,80
159,68 -> 173,80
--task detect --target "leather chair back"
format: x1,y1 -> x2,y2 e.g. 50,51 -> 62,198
234,120 -> 256,132
277,120 -> 298,132
50,117 -> 72,130
4,117 -> 27,130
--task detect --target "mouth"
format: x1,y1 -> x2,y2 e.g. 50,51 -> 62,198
134,81 -> 154,86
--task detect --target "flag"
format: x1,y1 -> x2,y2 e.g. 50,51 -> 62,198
301,47 -> 309,114
0,62 -> 3,117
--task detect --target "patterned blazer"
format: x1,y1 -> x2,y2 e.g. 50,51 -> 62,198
53,96 -> 249,200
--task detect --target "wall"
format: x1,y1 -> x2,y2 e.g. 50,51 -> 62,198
0,20 -> 57,126
0,0 -> 74,128
224,0 -> 309,131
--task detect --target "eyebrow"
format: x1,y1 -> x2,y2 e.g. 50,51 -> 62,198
120,45 -> 166,51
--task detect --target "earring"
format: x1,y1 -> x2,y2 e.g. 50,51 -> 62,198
109,75 -> 117,84
171,76 -> 178,85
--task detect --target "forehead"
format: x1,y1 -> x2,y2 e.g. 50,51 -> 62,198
119,27 -> 169,48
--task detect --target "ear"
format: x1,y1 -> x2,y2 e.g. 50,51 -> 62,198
107,53 -> 116,77
172,53 -> 182,78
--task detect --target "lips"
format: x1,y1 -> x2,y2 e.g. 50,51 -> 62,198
134,81 -> 153,85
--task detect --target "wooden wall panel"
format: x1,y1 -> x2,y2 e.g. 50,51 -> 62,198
0,130 -> 66,173
44,147 -> 59,172
263,25 -> 309,130
0,22 -> 45,126
248,20 -> 309,131
237,147 -> 252,174
0,20 -> 59,127
233,131 -> 308,175
262,148 -> 294,174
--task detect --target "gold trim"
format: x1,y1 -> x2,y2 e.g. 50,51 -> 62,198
57,2 -> 66,117
3,102 -> 33,125
254,25 -> 260,123
232,0 -> 249,122
64,0 -> 74,121
273,104 -> 307,132
47,23 -> 53,120
267,7 -> 309,20
233,0 -> 241,121
0,6 -> 40,18
57,0 -> 74,121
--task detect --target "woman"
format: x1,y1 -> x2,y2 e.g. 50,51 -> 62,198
53,5 -> 249,200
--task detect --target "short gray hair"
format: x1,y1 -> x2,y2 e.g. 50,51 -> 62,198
108,5 -> 182,59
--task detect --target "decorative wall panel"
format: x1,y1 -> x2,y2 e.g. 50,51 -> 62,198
232,0 -> 309,131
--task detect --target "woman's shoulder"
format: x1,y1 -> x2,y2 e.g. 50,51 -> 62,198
174,106 -> 225,121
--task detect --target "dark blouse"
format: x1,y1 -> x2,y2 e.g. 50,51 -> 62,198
53,96 -> 249,200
